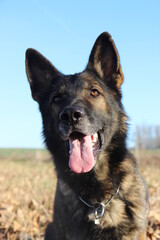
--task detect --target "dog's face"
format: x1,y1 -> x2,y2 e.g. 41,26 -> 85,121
26,32 -> 126,174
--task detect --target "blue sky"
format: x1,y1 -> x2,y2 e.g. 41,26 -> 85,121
0,0 -> 160,148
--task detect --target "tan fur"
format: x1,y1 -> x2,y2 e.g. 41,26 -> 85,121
138,231 -> 147,240
93,44 -> 104,79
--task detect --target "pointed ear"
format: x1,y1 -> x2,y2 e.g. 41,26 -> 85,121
25,48 -> 61,102
87,32 -> 124,93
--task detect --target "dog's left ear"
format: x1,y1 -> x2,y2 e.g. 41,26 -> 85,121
87,32 -> 124,93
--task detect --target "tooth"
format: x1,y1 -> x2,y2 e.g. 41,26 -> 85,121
92,133 -> 98,143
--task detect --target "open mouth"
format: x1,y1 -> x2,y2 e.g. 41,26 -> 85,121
68,131 -> 103,174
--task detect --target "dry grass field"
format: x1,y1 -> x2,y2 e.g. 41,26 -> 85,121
0,148 -> 159,240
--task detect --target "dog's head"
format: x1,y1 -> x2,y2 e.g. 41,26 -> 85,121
26,32 -> 127,174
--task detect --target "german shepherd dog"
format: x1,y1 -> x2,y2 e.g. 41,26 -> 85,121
25,32 -> 149,240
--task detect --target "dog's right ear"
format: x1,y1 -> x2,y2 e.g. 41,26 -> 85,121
25,49 -> 61,102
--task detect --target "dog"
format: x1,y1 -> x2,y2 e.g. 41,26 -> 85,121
25,32 -> 149,240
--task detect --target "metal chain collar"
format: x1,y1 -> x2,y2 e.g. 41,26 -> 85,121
78,185 -> 120,225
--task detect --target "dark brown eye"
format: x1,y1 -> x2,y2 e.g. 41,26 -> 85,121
50,94 -> 62,104
53,95 -> 61,103
90,89 -> 100,97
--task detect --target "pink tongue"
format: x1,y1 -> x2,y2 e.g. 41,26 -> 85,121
69,135 -> 95,173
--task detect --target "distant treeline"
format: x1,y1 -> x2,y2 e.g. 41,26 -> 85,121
135,125 -> 160,149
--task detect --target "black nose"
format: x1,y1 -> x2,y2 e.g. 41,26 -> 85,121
59,107 -> 84,123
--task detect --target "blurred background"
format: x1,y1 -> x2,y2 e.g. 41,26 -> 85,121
0,0 -> 160,149
0,1 -> 160,239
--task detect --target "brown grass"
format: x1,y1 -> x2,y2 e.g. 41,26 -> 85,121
0,149 -> 159,239
0,149 -> 56,239
136,150 -> 160,240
